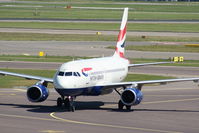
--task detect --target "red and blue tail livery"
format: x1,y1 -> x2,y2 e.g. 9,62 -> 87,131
114,8 -> 128,58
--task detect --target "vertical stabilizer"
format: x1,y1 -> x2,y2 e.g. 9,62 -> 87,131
113,8 -> 128,58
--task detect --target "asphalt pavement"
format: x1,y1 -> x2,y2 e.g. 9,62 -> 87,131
0,82 -> 199,133
0,41 -> 198,60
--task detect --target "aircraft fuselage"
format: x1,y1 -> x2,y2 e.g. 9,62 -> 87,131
53,56 -> 129,96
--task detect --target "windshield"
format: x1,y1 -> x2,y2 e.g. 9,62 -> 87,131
58,71 -> 81,77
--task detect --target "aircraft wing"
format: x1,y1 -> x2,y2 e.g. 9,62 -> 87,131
128,61 -> 174,67
97,77 -> 199,89
0,70 -> 53,83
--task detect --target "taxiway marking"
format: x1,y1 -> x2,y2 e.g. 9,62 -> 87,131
0,93 -> 16,96
101,97 -> 199,108
40,130 -> 65,133
14,89 -> 26,92
143,97 -> 199,104
0,112 -> 181,133
0,113 -> 58,122
50,112 -> 181,133
146,94 -> 199,97
143,87 -> 198,92
0,90 -> 19,92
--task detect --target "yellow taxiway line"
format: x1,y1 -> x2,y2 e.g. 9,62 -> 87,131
50,112 -> 181,133
0,112 -> 181,133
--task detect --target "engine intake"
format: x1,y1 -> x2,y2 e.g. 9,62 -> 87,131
27,84 -> 49,102
121,88 -> 143,106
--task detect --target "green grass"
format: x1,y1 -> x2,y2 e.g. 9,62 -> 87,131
108,45 -> 199,53
124,74 -> 174,82
0,32 -> 115,41
1,32 -> 199,42
125,45 -> 199,53
0,2 -> 199,20
0,22 -> 198,33
0,55 -> 198,67
5,0 -> 199,13
0,69 -> 55,88
0,55 -> 90,63
129,58 -> 199,67
0,68 -> 174,88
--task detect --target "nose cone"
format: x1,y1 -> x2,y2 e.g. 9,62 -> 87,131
54,75 -> 75,89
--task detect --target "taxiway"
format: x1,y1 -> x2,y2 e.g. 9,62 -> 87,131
0,41 -> 198,133
0,82 -> 199,133
0,41 -> 199,60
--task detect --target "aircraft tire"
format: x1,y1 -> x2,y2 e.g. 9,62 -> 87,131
70,106 -> 75,112
126,105 -> 131,111
57,97 -> 63,107
64,98 -> 70,108
118,100 -> 124,110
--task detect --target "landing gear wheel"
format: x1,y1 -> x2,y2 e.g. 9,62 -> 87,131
118,100 -> 124,110
57,97 -> 63,107
126,105 -> 131,111
69,99 -> 75,112
63,96 -> 76,112
70,105 -> 75,112
64,98 -> 70,108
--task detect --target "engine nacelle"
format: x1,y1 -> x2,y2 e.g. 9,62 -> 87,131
121,88 -> 143,106
27,84 -> 49,102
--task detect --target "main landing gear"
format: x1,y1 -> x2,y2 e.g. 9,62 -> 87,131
57,96 -> 75,112
118,100 -> 131,111
115,88 -> 132,111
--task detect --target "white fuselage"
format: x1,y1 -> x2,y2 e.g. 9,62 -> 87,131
53,56 -> 129,96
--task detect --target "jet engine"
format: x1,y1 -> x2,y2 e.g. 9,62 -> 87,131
27,84 -> 49,102
121,88 -> 143,106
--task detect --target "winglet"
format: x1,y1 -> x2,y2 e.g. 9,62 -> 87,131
113,8 -> 128,58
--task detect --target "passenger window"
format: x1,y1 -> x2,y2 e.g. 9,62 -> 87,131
58,71 -> 64,76
65,72 -> 72,76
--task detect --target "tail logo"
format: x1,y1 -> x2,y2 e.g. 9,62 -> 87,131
113,8 -> 128,58
117,25 -> 127,47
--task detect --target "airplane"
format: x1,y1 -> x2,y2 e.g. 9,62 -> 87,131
0,8 -> 198,112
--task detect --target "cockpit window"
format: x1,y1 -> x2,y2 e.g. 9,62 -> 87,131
73,72 -> 81,77
77,72 -> 81,77
58,71 -> 81,77
73,72 -> 78,76
65,72 -> 73,76
58,71 -> 64,76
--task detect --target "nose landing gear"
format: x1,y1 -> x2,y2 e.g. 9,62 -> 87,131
57,96 -> 75,112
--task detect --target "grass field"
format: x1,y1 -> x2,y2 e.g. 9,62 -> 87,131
0,55 -> 89,63
0,55 -> 198,67
130,58 -> 199,67
0,22 -> 198,33
0,0 -> 199,20
1,32 -> 199,42
124,45 -> 199,53
0,68 -> 174,88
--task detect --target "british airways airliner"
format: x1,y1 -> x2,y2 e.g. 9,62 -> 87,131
0,8 -> 198,112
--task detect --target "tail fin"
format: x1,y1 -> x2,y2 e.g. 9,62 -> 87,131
113,8 -> 128,58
